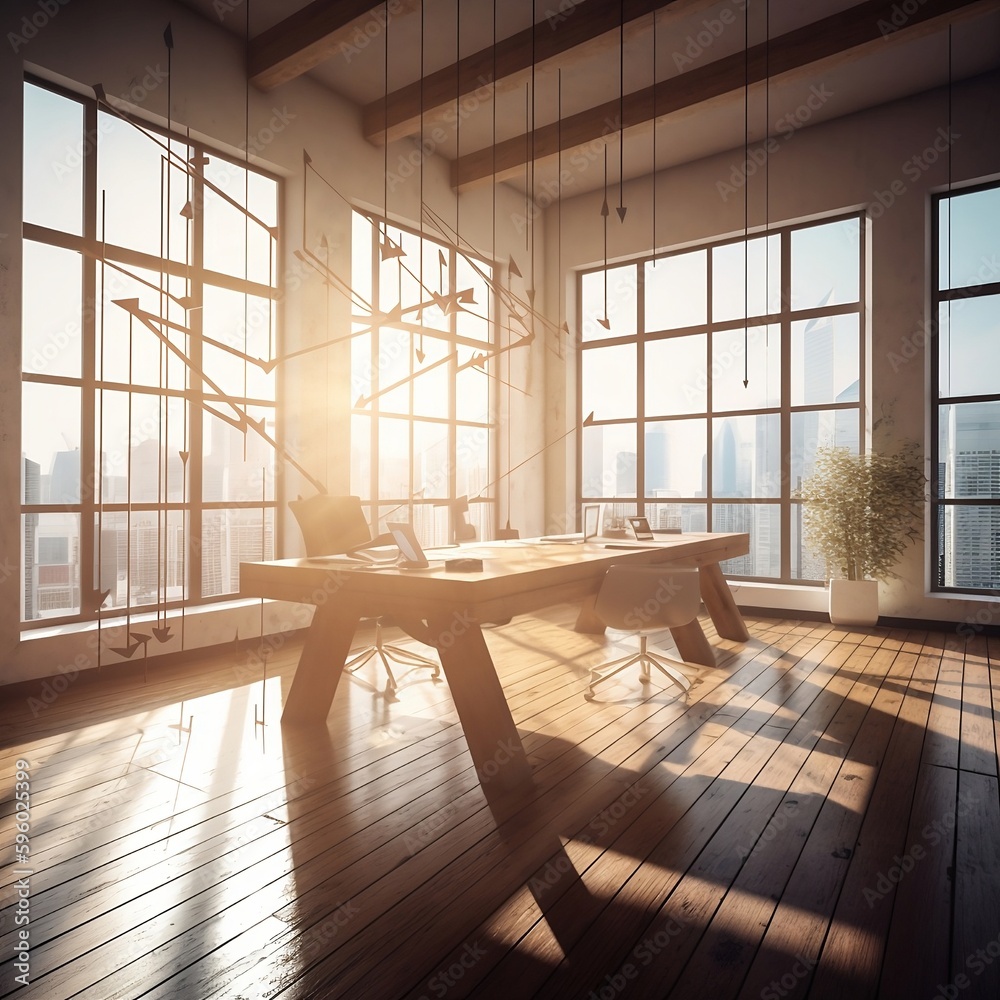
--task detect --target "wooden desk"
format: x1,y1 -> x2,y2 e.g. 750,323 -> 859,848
239,532 -> 749,798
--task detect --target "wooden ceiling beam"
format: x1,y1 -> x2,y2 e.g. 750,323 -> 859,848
450,0 -> 988,189
249,0 -> 401,90
362,0 -> 691,144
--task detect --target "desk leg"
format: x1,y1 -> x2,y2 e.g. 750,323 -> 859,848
669,620 -> 716,667
281,603 -> 359,723
429,616 -> 534,798
573,592 -> 607,635
699,562 -> 750,642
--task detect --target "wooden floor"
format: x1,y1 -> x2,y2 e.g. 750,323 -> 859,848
1,609 -> 999,999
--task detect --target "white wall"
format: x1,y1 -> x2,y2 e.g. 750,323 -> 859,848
0,0 -> 545,683
542,69 -> 1000,625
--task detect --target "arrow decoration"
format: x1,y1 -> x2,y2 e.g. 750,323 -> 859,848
81,585 -> 111,614
152,625 -> 173,643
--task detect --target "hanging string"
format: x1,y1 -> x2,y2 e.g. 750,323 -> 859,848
651,7 -> 657,262
743,0 -> 749,388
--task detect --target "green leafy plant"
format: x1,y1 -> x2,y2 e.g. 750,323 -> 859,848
798,445 -> 926,581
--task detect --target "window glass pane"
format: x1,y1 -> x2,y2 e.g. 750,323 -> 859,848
790,409 -> 860,489
412,337 -> 451,418
791,217 -> 860,310
583,423 -> 636,498
375,327 -> 411,413
712,414 -> 780,498
580,265 -> 636,341
203,157 -> 277,284
939,186 -> 1000,290
456,424 -> 491,499
938,402 -> 1000,499
97,263 -> 190,387
98,391 -> 186,504
23,241 -> 82,378
456,359 -> 489,422
23,83 -> 83,235
414,421 -> 451,499
715,504 -> 780,578
711,235 -> 780,322
24,512 -> 80,619
352,213 -> 374,305
644,334 -> 707,416
203,406 -> 275,503
378,416 -> 411,500
644,419 -> 706,498
351,328 -> 372,402
791,503 -> 826,581
201,285 -> 276,401
791,314 -> 860,406
95,509 -> 187,611
409,503 -> 450,547
22,383 -> 80,503
456,256 -> 492,342
98,114 -> 189,259
202,508 -> 274,598
712,325 -> 780,411
582,344 -> 636,420
938,294 -> 1000,398
938,505 -> 1000,589
646,502 -> 705,532
351,413 -> 371,497
645,250 -> 707,331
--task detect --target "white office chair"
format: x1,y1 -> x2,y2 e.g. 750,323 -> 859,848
586,564 -> 701,699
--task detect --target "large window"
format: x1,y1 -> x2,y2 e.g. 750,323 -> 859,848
579,213 -> 864,583
349,212 -> 496,544
932,181 -> 1000,594
21,79 -> 279,626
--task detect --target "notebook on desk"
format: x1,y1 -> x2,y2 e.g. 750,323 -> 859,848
539,504 -> 601,544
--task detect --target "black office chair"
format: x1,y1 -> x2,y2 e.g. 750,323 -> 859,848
288,494 -> 440,695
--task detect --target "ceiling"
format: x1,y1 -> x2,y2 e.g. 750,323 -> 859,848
176,0 -> 1000,197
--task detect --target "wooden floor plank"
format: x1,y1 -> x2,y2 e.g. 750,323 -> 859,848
0,614 -> 997,1000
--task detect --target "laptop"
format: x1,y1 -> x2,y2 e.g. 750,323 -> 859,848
386,521 -> 432,569
628,516 -> 655,541
539,504 -> 601,544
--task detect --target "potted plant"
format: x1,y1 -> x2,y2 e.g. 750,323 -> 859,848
798,445 -> 926,625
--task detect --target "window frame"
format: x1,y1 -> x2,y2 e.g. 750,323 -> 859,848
20,75 -> 282,628
576,211 -> 866,584
350,210 -> 498,544
930,178 -> 1000,596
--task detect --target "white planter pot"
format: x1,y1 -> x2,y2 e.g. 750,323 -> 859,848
829,579 -> 879,626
